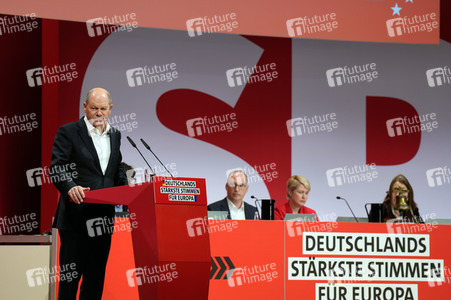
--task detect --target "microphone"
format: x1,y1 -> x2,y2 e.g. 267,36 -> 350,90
126,135 -> 136,147
336,196 -> 359,222
126,136 -> 155,176
251,195 -> 261,220
140,138 -> 174,177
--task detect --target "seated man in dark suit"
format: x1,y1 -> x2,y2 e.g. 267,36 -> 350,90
207,170 -> 257,220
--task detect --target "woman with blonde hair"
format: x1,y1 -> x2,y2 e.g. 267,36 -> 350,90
275,175 -> 318,220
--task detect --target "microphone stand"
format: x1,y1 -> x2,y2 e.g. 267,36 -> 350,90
126,136 -> 156,177
140,138 -> 174,177
336,196 -> 359,222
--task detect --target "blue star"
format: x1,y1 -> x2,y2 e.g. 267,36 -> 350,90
391,3 -> 402,16
405,0 -> 413,3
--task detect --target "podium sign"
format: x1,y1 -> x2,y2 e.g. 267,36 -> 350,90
84,177 -> 210,300
154,177 -> 207,205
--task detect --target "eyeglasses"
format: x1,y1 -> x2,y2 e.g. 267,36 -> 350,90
228,183 -> 247,190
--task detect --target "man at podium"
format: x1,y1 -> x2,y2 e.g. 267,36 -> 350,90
50,87 -> 128,299
208,170 -> 257,220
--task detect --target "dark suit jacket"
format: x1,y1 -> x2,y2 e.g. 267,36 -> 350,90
50,118 -> 127,233
207,198 -> 257,220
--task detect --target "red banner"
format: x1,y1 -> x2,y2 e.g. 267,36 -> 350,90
99,219 -> 451,299
0,0 -> 440,43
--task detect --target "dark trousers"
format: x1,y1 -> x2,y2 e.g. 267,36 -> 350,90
58,230 -> 112,300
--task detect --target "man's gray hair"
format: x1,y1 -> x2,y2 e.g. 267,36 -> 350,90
227,170 -> 248,185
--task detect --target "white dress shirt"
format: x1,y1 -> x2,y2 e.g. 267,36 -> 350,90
227,198 -> 246,220
84,116 -> 111,174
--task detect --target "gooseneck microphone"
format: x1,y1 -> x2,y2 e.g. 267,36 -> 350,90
126,136 -> 155,175
251,195 -> 261,220
336,196 -> 359,222
140,138 -> 174,177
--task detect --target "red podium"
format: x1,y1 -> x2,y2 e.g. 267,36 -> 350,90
84,177 -> 211,299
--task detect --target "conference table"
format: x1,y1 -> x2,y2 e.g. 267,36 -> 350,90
100,217 -> 451,299
63,178 -> 451,299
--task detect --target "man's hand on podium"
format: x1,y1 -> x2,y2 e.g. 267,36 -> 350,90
68,186 -> 91,204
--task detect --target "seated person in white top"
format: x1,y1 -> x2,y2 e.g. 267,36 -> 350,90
207,170 -> 257,220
